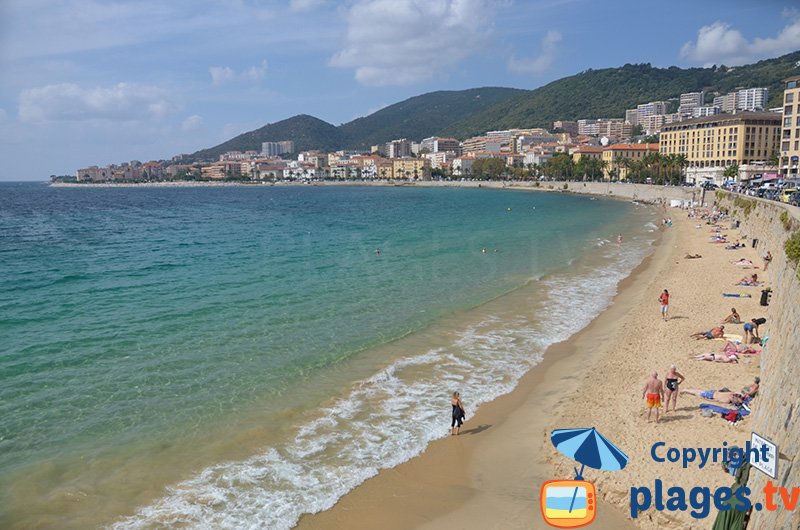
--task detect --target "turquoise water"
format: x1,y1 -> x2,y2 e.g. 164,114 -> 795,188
0,183 -> 656,528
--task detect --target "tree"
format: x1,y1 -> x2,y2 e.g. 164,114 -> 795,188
768,150 -> 780,167
471,158 -> 506,179
723,163 -> 740,181
631,124 -> 644,136
545,153 -> 574,180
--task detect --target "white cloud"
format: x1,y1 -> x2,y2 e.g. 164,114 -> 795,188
210,66 -> 236,86
681,14 -> 800,66
508,30 -> 562,75
209,60 -> 268,85
289,0 -> 325,11
18,83 -> 176,123
181,114 -> 203,132
330,0 -> 496,86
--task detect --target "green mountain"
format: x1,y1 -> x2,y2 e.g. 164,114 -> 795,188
188,114 -> 343,162
338,87 -> 526,149
188,87 -> 523,161
444,51 -> 800,137
189,51 -> 800,161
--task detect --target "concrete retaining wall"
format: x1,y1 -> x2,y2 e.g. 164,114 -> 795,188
715,192 -> 800,530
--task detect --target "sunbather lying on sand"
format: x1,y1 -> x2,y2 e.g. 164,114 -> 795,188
690,326 -> 724,340
681,389 -> 744,405
694,352 -> 738,363
732,258 -> 754,267
740,377 -> 760,398
684,253 -> 703,259
721,341 -> 760,355
725,241 -> 744,250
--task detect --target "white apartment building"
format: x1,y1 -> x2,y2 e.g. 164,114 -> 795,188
693,106 -> 721,118
713,93 -> 737,113
261,141 -> 295,156
736,88 -> 769,111
637,101 -> 668,121
678,91 -> 704,115
385,139 -> 412,158
420,137 -> 461,154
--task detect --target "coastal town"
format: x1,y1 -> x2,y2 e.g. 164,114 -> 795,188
62,79 -> 800,191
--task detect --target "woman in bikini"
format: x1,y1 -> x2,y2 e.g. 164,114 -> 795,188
664,365 -> 685,413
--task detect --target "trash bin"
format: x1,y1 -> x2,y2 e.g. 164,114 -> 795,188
751,238 -> 758,248
760,289 -> 771,307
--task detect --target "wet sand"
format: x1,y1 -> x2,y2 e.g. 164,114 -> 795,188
296,210 -> 764,529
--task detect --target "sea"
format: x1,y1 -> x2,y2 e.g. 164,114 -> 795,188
0,182 -> 658,529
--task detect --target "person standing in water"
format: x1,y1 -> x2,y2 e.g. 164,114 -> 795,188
451,392 -> 466,435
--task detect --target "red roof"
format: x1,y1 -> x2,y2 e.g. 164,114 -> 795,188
607,143 -> 660,151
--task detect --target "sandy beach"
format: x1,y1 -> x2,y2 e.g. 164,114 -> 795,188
296,206 -> 766,529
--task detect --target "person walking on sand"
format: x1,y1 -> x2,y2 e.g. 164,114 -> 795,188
642,372 -> 664,423
451,391 -> 466,435
659,289 -> 669,321
763,250 -> 772,271
664,365 -> 685,413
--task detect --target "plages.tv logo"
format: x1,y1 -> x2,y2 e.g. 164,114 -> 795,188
541,427 -> 629,528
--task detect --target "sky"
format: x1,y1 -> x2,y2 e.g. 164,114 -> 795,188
1,0 -> 799,180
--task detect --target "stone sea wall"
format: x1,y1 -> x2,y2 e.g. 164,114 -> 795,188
716,192 -> 800,530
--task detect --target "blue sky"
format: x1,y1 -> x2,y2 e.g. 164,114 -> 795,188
1,0 -> 799,180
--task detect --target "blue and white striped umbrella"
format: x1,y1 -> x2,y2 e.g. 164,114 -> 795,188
551,427 -> 629,474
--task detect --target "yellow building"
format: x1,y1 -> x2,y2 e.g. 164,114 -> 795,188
391,157 -> 430,180
601,143 -> 660,180
571,146 -> 604,163
780,75 -> 800,178
200,164 -> 226,179
659,112 -> 781,178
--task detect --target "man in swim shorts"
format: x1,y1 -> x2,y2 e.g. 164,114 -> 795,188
690,326 -> 724,340
681,388 -> 744,405
642,371 -> 664,423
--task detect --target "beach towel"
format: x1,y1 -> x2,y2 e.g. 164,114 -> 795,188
722,293 -> 752,298
699,403 -> 751,416
717,333 -> 743,342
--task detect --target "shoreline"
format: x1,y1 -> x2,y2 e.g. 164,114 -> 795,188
294,211 -> 672,530
296,207 -> 765,529
46,179 -> 699,204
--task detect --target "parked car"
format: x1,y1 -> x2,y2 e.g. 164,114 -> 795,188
781,188 -> 798,203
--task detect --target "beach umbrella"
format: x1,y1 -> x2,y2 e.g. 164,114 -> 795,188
551,427 -> 629,476
550,427 -> 630,513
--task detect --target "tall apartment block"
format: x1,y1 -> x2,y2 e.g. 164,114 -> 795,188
678,91 -> 705,115
780,76 -> 800,177
261,141 -> 295,156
